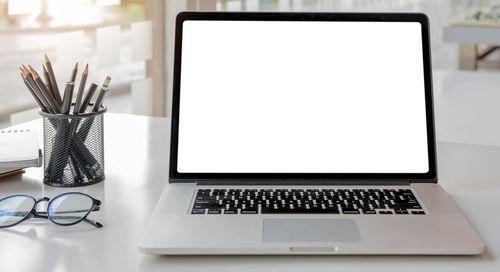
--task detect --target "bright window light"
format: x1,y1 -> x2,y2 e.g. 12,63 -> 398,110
8,0 -> 42,15
96,0 -> 120,7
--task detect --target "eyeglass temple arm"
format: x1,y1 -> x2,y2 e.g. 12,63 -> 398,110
33,211 -> 103,228
83,217 -> 103,228
86,202 -> 103,228
33,210 -> 102,227
32,201 -> 102,228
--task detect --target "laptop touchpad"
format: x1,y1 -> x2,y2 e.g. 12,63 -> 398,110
263,219 -> 361,242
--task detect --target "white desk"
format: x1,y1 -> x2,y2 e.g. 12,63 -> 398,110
1,72 -> 500,271
433,70 -> 500,147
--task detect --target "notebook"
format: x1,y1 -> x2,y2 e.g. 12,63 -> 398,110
0,167 -> 25,179
0,128 -> 41,168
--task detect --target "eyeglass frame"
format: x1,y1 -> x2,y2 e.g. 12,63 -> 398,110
0,192 -> 103,229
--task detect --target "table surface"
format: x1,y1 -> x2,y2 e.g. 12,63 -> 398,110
1,70 -> 500,271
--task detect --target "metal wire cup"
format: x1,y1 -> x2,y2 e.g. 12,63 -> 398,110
40,104 -> 106,187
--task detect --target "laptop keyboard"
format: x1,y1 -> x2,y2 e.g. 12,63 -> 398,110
191,188 -> 425,215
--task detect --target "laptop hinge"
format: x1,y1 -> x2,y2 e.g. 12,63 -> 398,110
194,180 -> 412,186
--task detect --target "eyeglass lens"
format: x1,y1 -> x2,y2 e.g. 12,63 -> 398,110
48,193 -> 94,225
0,196 -> 35,228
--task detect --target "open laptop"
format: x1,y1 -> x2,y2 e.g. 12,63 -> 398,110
140,12 -> 485,255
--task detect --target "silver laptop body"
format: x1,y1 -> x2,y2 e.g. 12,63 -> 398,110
140,12 -> 484,255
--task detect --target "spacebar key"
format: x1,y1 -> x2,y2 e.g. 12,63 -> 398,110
261,207 -> 339,214
261,207 -> 290,214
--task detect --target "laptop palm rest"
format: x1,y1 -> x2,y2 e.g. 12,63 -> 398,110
263,219 -> 361,243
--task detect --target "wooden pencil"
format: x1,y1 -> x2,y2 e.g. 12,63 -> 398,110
44,54 -> 63,105
70,62 -> 78,82
22,66 -> 56,114
29,65 -> 61,113
42,65 -> 55,102
20,68 -> 48,112
74,64 -> 88,114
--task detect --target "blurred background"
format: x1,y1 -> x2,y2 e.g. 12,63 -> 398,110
1,0 -> 500,128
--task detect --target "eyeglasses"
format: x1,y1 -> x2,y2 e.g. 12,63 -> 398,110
0,192 -> 102,228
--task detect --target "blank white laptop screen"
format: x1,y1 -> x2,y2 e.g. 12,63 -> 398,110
177,20 -> 429,173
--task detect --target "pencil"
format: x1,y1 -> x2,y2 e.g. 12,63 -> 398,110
74,64 -> 88,114
77,76 -> 111,142
20,69 -> 48,112
60,81 -> 78,182
70,62 -> 78,82
69,64 -> 89,182
42,65 -> 55,101
29,65 -> 61,113
92,76 -> 111,112
24,66 -> 63,179
79,83 -> 97,114
44,54 -> 62,105
48,81 -> 75,181
22,66 -> 56,114
61,81 -> 75,114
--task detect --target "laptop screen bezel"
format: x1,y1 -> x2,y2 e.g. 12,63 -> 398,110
169,12 -> 437,185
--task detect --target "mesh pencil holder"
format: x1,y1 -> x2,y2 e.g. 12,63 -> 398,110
40,105 -> 106,187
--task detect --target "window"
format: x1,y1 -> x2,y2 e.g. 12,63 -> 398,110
0,0 -> 165,128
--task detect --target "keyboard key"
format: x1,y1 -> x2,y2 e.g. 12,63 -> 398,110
261,207 -> 279,214
342,209 -> 360,214
411,211 -> 425,215
191,209 -> 205,214
306,208 -> 326,213
379,211 -> 393,214
207,209 -> 221,214
241,210 -> 258,214
241,205 -> 258,214
224,208 -> 238,214
193,204 -> 207,209
395,210 -> 409,215
323,207 -> 340,214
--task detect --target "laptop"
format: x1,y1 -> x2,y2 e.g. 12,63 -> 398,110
140,12 -> 485,255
